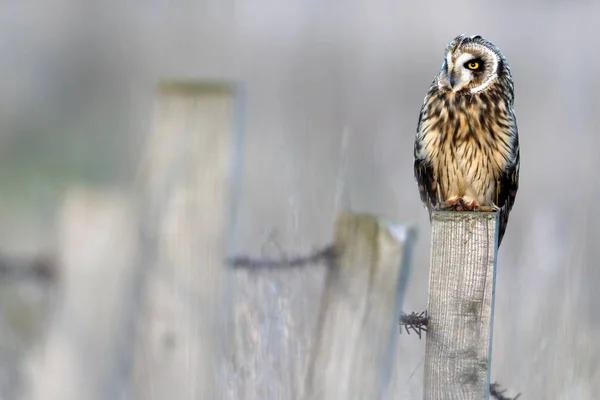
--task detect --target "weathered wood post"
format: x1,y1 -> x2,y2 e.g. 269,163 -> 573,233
132,81 -> 239,400
304,212 -> 416,400
423,211 -> 499,400
26,187 -> 137,400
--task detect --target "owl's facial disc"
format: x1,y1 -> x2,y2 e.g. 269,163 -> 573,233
439,42 -> 500,94
450,53 -> 485,92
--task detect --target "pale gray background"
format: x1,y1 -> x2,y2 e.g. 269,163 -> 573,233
1,1 -> 599,399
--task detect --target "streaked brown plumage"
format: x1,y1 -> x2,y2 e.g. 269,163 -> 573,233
413,34 -> 520,246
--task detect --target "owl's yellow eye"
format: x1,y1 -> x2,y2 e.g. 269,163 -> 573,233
466,61 -> 480,70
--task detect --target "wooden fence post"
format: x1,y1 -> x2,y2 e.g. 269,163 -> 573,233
132,81 -> 238,400
423,211 -> 499,400
304,212 -> 416,400
26,187 -> 136,400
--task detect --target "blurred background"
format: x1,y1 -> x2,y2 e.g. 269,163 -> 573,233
1,1 -> 600,399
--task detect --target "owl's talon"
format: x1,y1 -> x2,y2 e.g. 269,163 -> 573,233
438,198 -> 492,211
476,205 -> 500,212
455,199 -> 465,211
435,200 -> 459,211
440,197 -> 464,211
460,199 -> 479,211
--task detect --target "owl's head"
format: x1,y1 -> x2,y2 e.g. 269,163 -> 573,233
437,34 -> 510,95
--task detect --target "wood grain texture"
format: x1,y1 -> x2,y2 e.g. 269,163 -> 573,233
304,212 -> 416,400
132,82 -> 236,400
424,211 -> 499,400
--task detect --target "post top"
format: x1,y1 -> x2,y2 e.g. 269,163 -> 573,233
431,211 -> 499,223
157,80 -> 235,96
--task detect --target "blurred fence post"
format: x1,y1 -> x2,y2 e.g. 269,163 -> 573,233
131,81 -> 238,400
304,212 -> 416,400
423,211 -> 499,400
26,187 -> 137,400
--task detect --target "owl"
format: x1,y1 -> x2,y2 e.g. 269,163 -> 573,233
413,34 -> 520,247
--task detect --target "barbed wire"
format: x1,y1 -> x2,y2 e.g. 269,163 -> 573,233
400,310 -> 521,399
230,244 -> 520,399
229,244 -> 336,269
399,310 -> 429,339
490,382 -> 521,400
0,252 -> 56,282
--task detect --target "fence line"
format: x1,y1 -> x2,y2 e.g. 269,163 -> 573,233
19,80 -> 520,400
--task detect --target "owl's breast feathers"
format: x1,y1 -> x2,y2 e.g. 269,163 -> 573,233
414,85 -> 519,246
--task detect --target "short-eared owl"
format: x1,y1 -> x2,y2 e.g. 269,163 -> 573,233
413,34 -> 520,246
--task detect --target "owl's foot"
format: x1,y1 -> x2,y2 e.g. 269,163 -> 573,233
459,199 -> 480,211
435,202 -> 457,211
473,205 -> 500,212
435,197 -> 458,211
439,196 -> 470,211
457,200 -> 501,212
439,197 -> 497,212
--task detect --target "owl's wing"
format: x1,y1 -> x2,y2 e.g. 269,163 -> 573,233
495,134 -> 520,246
413,107 -> 438,220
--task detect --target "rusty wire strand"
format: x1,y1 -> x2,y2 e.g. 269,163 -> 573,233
230,245 -> 520,398
490,382 -> 521,400
399,310 -> 521,399
399,310 -> 429,339
0,253 -> 56,282
229,244 -> 336,269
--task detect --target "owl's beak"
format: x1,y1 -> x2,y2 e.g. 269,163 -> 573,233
449,72 -> 457,89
